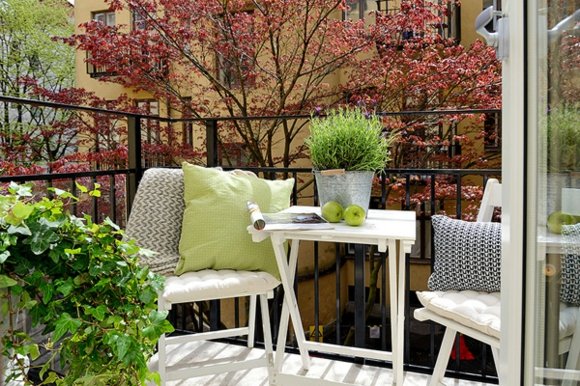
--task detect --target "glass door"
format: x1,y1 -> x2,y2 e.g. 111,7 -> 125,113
526,1 -> 579,384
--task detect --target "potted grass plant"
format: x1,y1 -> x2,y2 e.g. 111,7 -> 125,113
305,107 -> 395,221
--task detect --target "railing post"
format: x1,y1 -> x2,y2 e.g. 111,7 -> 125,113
206,119 -> 218,167
127,115 -> 143,216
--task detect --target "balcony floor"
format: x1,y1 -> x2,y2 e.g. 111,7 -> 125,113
148,340 -> 495,386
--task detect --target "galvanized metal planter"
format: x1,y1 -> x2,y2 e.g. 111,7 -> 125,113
313,170 -> 374,213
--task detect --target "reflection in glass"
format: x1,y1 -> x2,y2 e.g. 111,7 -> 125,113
534,1 -> 579,383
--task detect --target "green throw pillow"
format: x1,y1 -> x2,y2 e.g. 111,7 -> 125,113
176,162 -> 294,278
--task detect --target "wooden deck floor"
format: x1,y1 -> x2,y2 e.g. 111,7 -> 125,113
148,340 -> 496,386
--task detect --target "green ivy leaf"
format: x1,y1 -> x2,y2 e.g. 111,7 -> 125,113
86,305 -> 107,322
39,371 -> 60,385
75,183 -> 88,193
7,224 -> 31,236
11,201 -> 34,220
8,182 -> 32,197
57,279 -> 74,297
0,274 -> 17,288
53,313 -> 82,342
0,250 -> 10,263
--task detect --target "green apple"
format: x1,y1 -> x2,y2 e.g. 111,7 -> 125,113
344,204 -> 366,226
321,201 -> 343,223
547,211 -> 576,234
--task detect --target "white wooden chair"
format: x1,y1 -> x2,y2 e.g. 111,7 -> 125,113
414,178 -> 580,385
125,168 -> 279,385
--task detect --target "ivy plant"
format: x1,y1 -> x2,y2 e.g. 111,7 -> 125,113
0,182 -> 174,385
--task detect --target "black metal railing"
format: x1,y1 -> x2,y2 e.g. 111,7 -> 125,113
0,95 -> 501,383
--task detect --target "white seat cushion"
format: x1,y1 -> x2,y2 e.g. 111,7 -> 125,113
160,270 -> 281,309
417,290 -> 501,338
417,290 -> 579,340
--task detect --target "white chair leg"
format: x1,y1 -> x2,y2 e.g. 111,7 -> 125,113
260,294 -> 275,385
248,295 -> 257,348
158,333 -> 167,386
429,328 -> 457,386
562,313 -> 580,386
491,347 -> 501,385
157,299 -> 168,386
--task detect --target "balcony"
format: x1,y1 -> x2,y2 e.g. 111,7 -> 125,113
0,96 -> 501,385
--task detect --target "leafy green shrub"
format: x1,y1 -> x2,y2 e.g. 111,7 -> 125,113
305,108 -> 395,172
0,182 -> 173,385
547,104 -> 579,172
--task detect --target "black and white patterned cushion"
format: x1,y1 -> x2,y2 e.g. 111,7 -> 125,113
428,215 -> 502,292
125,168 -> 184,276
560,224 -> 580,305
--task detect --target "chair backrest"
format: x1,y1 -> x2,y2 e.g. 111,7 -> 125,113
476,178 -> 502,222
125,168 -> 184,276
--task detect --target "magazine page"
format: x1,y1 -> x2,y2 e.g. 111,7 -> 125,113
261,212 -> 333,231
247,201 -> 333,231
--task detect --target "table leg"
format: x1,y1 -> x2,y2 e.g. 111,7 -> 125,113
388,239 -> 400,384
396,240 -> 406,385
272,237 -> 311,371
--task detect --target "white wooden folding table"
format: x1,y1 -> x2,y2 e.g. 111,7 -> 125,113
250,206 -> 416,385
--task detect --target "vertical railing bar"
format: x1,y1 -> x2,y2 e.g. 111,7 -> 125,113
234,298 -> 240,329
456,173 -> 462,219
198,302 -> 204,333
481,341 -> 488,378
71,178 -> 78,216
109,174 -> 117,224
335,243 -> 342,345
210,300 -> 220,331
405,175 -> 411,209
206,119 -> 218,167
314,241 -> 320,342
127,115 -> 143,217
380,172 -> 387,209
92,176 -> 98,222
354,244 -> 366,353
380,251 -> 387,351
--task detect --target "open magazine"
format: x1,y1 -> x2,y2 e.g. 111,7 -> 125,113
247,202 -> 333,231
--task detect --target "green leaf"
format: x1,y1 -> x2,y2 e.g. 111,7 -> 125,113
57,279 -> 74,297
53,313 -> 82,342
39,371 -> 60,385
86,305 -> 107,322
51,187 -> 75,200
11,200 -> 34,220
8,182 -> 32,197
0,250 -> 10,264
0,275 -> 17,288
7,224 -> 31,236
75,183 -> 89,193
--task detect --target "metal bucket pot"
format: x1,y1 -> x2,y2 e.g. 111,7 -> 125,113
313,170 -> 374,213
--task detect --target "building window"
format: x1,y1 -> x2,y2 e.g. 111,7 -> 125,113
86,52 -> 115,78
136,100 -> 160,144
216,11 -> 255,88
92,11 -> 115,27
132,8 -> 149,30
484,112 -> 502,152
87,11 -> 116,77
345,0 -> 377,20
375,0 -> 461,42
180,98 -> 194,147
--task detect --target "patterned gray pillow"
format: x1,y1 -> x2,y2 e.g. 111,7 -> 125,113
560,224 -> 580,305
125,168 -> 184,276
428,215 -> 502,292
